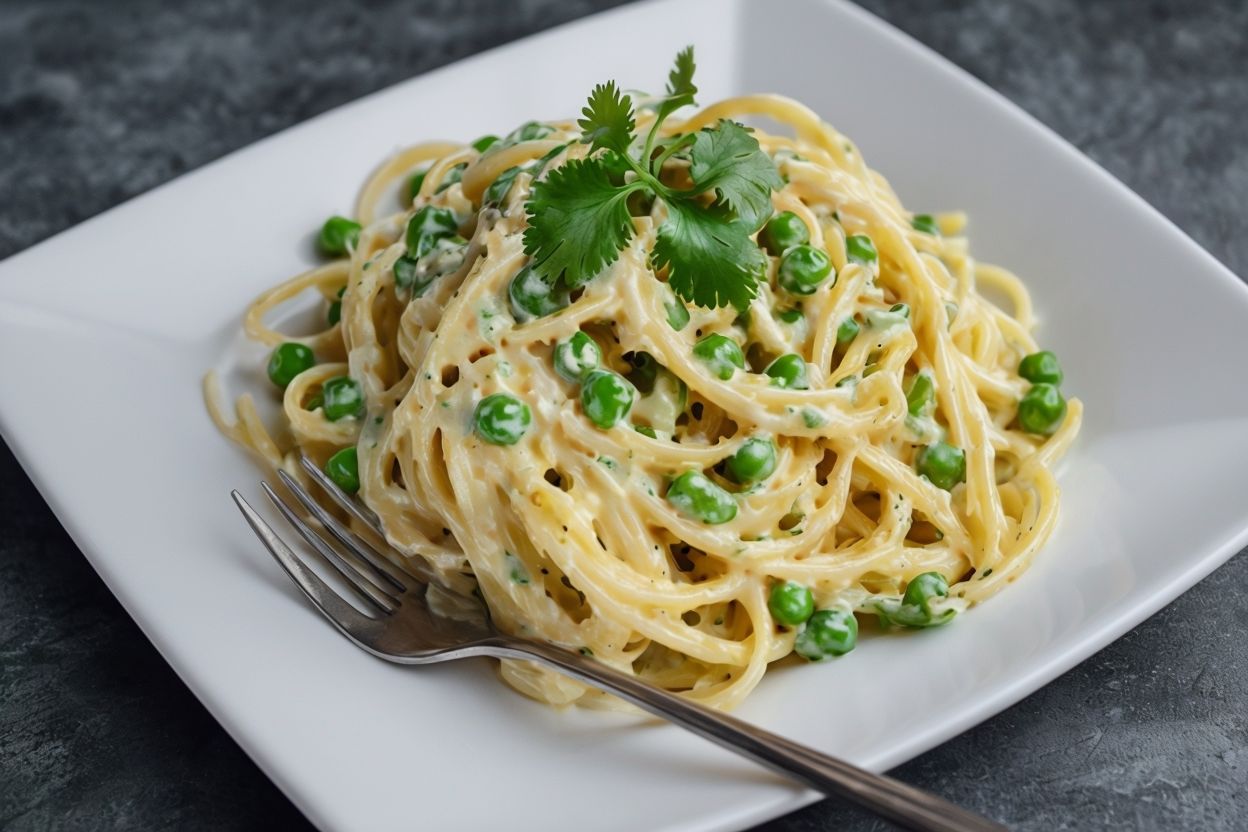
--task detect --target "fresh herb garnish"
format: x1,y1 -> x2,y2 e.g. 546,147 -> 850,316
523,47 -> 782,310
524,155 -> 636,286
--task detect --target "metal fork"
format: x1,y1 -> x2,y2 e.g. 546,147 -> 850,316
232,456 -> 1004,832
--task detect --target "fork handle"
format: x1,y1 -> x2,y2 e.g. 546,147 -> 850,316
485,637 -> 1004,832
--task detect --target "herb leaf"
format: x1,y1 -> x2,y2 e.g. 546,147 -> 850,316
524,158 -> 638,286
579,82 -> 635,156
655,46 -> 698,122
522,46 -> 777,310
653,200 -> 765,310
688,120 -> 783,231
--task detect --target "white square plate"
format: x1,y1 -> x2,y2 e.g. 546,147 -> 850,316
2,0 -> 1247,830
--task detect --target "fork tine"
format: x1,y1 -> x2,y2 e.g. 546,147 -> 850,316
299,454 -> 385,538
275,469 -> 410,593
260,482 -> 398,613
232,490 -> 379,634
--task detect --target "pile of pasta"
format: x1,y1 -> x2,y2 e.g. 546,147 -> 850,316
207,94 -> 1081,710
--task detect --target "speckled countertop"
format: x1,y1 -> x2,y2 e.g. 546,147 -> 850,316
1,1 -> 1245,829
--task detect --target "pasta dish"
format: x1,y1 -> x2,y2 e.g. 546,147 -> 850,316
205,49 -> 1081,710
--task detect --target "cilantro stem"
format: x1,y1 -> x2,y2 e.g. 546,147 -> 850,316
651,133 -> 696,175
641,117 -> 665,176
620,151 -> 671,200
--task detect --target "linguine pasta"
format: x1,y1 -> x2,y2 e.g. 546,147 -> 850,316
206,88 -> 1080,711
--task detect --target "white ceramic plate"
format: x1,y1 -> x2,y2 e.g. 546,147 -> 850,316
2,0 -> 1246,829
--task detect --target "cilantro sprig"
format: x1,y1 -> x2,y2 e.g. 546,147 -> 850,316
523,47 -> 782,309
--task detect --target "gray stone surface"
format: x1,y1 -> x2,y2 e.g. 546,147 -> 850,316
0,0 -> 1244,829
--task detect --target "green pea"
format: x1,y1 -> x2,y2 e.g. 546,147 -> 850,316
1018,351 -> 1063,385
693,333 -> 745,380
324,447 -> 360,494
266,342 -> 315,388
580,370 -> 635,429
509,265 -> 570,321
904,571 -> 948,612
665,296 -> 691,331
483,166 -> 521,206
318,216 -> 362,257
553,331 -> 602,382
794,608 -> 858,660
405,205 -> 459,259
915,441 -> 966,491
666,470 -> 737,525
472,134 -> 500,152
768,581 -> 814,627
845,234 -> 877,266
506,121 -> 555,143
890,302 -> 910,318
759,211 -> 811,256
911,214 -> 941,235
874,571 -> 956,628
836,316 -> 860,346
327,292 -> 342,325
1017,383 -> 1067,435
724,437 -> 777,484
765,353 -> 810,390
434,162 -> 467,194
407,170 -> 427,203
778,244 -> 833,295
322,376 -> 365,422
906,371 -> 935,417
473,393 -> 532,445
